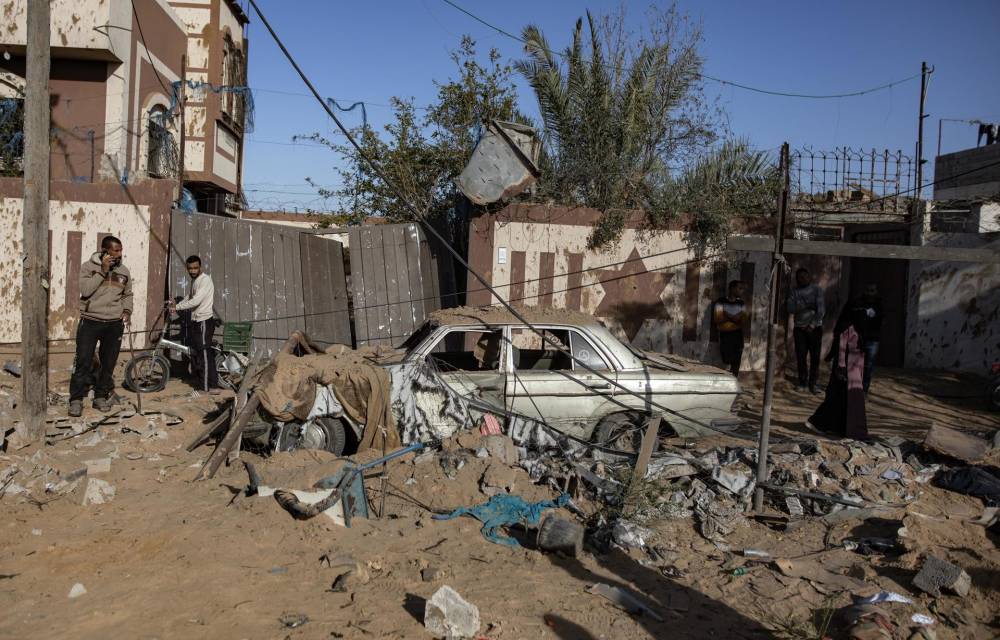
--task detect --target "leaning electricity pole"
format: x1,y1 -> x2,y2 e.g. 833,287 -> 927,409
753,142 -> 790,513
915,61 -> 931,199
19,0 -> 51,442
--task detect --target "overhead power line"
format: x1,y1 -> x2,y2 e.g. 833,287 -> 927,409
439,0 -> 921,100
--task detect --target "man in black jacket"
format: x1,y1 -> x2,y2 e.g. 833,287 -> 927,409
855,284 -> 883,393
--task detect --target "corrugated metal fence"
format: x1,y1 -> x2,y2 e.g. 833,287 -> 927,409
169,210 -> 351,358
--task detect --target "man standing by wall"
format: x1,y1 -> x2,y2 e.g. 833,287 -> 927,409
170,255 -> 219,394
856,283 -> 883,393
68,236 -> 132,417
788,267 -> 825,394
713,280 -> 748,377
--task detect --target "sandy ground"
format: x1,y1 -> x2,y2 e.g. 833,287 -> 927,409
0,356 -> 998,639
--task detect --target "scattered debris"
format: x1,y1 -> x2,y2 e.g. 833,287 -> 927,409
83,458 -> 111,475
536,514 -> 583,556
774,557 -> 868,592
913,555 -> 972,598
68,583 -> 87,599
421,567 -> 444,583
922,423 -> 989,463
932,466 -> 1000,506
611,520 -> 655,551
855,591 -> 912,605
82,479 -> 116,506
586,583 -> 664,622
911,613 -> 936,626
424,585 -> 481,639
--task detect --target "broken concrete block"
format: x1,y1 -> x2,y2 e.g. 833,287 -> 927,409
82,478 -> 116,506
424,585 -> 480,639
68,583 -> 87,598
711,467 -> 752,494
455,431 -> 483,451
482,434 -> 519,465
479,463 -> 517,496
83,458 -> 111,475
913,555 -> 971,597
923,423 -> 989,464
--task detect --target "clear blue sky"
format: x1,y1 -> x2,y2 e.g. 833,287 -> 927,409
241,0 -> 1000,212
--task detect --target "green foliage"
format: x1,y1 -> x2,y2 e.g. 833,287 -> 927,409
303,37 -> 527,224
517,5 -> 777,249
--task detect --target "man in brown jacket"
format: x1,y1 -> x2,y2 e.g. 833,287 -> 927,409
68,235 -> 133,417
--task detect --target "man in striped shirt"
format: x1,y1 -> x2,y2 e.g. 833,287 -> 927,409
170,255 -> 220,394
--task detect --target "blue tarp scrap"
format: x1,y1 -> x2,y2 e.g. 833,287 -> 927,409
433,493 -> 571,546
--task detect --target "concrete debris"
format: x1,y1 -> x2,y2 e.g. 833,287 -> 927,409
481,434 -> 519,466
711,466 -> 753,495
646,455 -> 698,480
911,613 -> 936,626
421,567 -> 444,583
855,591 -> 912,605
611,520 -> 655,550
424,585 -> 481,639
83,458 -> 112,475
913,555 -> 972,598
82,478 -> 116,506
68,583 -> 87,599
922,423 -> 989,463
479,463 -> 518,497
278,613 -> 309,629
785,496 -> 805,517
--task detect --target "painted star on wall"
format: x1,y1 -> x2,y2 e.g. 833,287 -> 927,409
594,247 -> 675,341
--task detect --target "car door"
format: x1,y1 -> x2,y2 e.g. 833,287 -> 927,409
420,326 -> 507,410
505,326 -> 617,437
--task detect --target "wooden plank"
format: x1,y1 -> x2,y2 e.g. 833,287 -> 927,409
682,262 -> 700,342
272,228 -> 289,345
390,225 -> 413,339
261,227 -> 278,356
287,232 -> 304,337
328,240 -> 351,345
371,226 -> 391,345
222,220 -> 238,326
923,422 -> 989,463
348,227 -> 368,345
235,221 -> 252,329
210,216 -> 227,322
249,224 -> 266,358
417,226 -> 438,321
360,227 -> 381,345
630,415 -> 661,491
729,236 -> 1000,264
299,234 -> 318,341
382,225 -> 403,345
404,224 -> 426,333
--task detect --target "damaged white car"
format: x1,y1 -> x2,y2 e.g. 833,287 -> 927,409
395,308 -> 741,447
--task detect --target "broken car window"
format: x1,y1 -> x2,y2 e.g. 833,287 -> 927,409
428,329 -> 504,372
510,327 -> 610,371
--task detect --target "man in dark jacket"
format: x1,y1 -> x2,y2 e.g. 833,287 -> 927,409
855,283 -> 883,393
68,236 -> 133,416
713,280 -> 748,377
787,268 -> 825,394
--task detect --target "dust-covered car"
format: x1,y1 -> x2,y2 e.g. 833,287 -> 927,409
396,307 -> 740,445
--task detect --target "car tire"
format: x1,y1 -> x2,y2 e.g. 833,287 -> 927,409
593,412 -> 652,454
124,354 -> 171,393
275,416 -> 348,455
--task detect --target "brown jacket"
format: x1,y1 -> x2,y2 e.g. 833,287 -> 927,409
79,252 -> 133,322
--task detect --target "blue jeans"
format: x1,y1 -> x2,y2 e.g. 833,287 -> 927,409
863,341 -> 879,392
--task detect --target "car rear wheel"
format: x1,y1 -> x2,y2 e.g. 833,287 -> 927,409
592,412 -> 652,454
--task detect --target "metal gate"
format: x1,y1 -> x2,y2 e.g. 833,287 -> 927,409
169,210 -> 351,358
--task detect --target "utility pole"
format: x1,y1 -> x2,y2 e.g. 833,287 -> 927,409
753,142 -> 790,513
915,61 -> 931,199
20,0 -> 51,442
176,55 -> 186,205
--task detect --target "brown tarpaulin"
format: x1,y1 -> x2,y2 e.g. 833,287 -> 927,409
256,347 -> 400,452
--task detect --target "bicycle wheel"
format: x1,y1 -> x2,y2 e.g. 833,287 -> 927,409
124,354 -> 170,393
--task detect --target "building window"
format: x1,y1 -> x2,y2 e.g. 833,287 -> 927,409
221,35 -> 247,131
147,106 -> 177,178
0,97 -> 25,176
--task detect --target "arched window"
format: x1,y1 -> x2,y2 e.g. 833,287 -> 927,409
147,105 -> 176,178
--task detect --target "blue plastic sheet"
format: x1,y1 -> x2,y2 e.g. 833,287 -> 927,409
433,493 -> 570,546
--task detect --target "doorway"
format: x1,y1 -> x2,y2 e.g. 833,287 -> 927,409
849,229 -> 908,366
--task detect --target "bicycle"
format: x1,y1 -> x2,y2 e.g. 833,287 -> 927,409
123,302 -> 249,393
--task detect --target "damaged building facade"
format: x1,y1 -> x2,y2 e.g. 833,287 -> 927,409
0,0 -> 249,343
